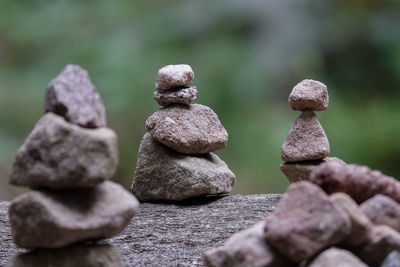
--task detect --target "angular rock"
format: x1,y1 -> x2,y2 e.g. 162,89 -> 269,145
264,182 -> 351,262
131,133 -> 235,201
153,86 -> 197,106
281,111 -> 330,162
45,64 -> 106,128
353,225 -> 400,267
9,113 -> 118,189
155,64 -> 194,90
360,195 -> 400,232
330,193 -> 372,247
146,104 -> 228,154
381,251 -> 400,267
308,248 -> 367,267
8,181 -> 139,249
289,79 -> 328,111
204,222 -> 294,267
280,157 -> 345,183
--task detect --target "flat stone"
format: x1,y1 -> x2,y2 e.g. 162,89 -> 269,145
330,193 -> 372,247
289,79 -> 328,111
154,86 -> 197,106
9,113 -> 118,189
264,181 -> 351,262
308,248 -> 367,267
204,222 -> 295,267
381,251 -> 400,267
45,64 -> 106,128
146,104 -> 228,154
8,181 -> 139,249
155,64 -> 194,90
281,111 -> 330,162
131,133 -> 235,201
360,195 -> 400,232
280,157 -> 345,183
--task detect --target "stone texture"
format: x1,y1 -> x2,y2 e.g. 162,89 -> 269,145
204,222 -> 294,267
360,194 -> 400,232
146,104 -> 228,154
131,133 -> 235,201
353,225 -> 400,267
45,64 -> 106,128
155,64 -> 194,90
381,251 -> 400,267
154,86 -> 198,106
264,182 -> 351,262
280,157 -> 345,183
330,193 -> 372,247
289,79 -> 328,111
9,113 -> 118,189
310,163 -> 400,204
281,111 -> 330,162
8,181 -> 139,249
308,248 -> 367,267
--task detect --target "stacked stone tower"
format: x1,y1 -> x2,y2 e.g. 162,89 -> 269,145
131,64 -> 236,201
8,65 -> 139,249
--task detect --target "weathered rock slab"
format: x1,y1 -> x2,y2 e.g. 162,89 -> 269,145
308,248 -> 367,267
154,86 -> 197,106
155,64 -> 194,90
289,79 -> 328,111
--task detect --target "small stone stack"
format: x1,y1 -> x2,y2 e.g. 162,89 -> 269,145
280,79 -> 345,182
131,64 -> 236,201
8,64 -> 139,249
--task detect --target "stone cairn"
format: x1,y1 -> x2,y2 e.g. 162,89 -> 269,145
131,64 -> 236,201
8,64 -> 139,249
279,79 -> 345,183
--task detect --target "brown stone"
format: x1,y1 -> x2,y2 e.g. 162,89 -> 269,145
155,64 -> 194,90
289,79 -> 328,111
308,248 -> 367,267
154,86 -> 197,106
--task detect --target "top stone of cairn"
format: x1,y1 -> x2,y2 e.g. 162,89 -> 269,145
289,79 -> 329,111
155,64 -> 194,90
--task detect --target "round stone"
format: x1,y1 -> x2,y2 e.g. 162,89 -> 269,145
289,79 -> 329,111
155,64 -> 194,90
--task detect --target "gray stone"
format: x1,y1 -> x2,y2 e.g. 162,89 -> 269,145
204,222 -> 294,267
289,79 -> 328,111
281,111 -> 330,162
146,104 -> 228,154
360,195 -> 400,232
381,251 -> 400,267
9,113 -> 118,189
154,86 -> 197,106
8,181 -> 139,249
155,64 -> 194,90
308,248 -> 367,267
330,193 -> 373,247
131,133 -> 235,201
280,157 -> 345,183
45,64 -> 106,128
264,181 -> 351,262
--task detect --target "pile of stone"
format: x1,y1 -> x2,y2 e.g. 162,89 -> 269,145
280,79 -> 345,183
131,64 -> 235,201
204,181 -> 400,267
8,64 -> 139,249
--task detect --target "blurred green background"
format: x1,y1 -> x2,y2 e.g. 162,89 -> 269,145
1,1 -> 400,200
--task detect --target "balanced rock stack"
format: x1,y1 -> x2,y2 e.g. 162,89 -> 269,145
280,79 -> 345,183
131,64 -> 236,201
8,64 -> 139,249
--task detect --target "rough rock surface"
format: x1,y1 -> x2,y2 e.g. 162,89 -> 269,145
155,64 -> 194,90
45,64 -> 106,128
9,113 -> 118,189
330,193 -> 372,247
203,222 -> 294,267
308,248 -> 367,267
381,251 -> 400,267
154,86 -> 197,106
280,157 -> 345,183
131,133 -> 235,201
360,194 -> 400,232
310,163 -> 400,204
264,182 -> 351,262
8,181 -> 139,249
146,104 -> 228,154
288,79 -> 328,111
281,111 -> 330,162
0,194 -> 282,266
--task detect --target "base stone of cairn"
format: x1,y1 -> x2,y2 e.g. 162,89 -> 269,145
131,64 -> 235,201
8,64 -> 139,249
